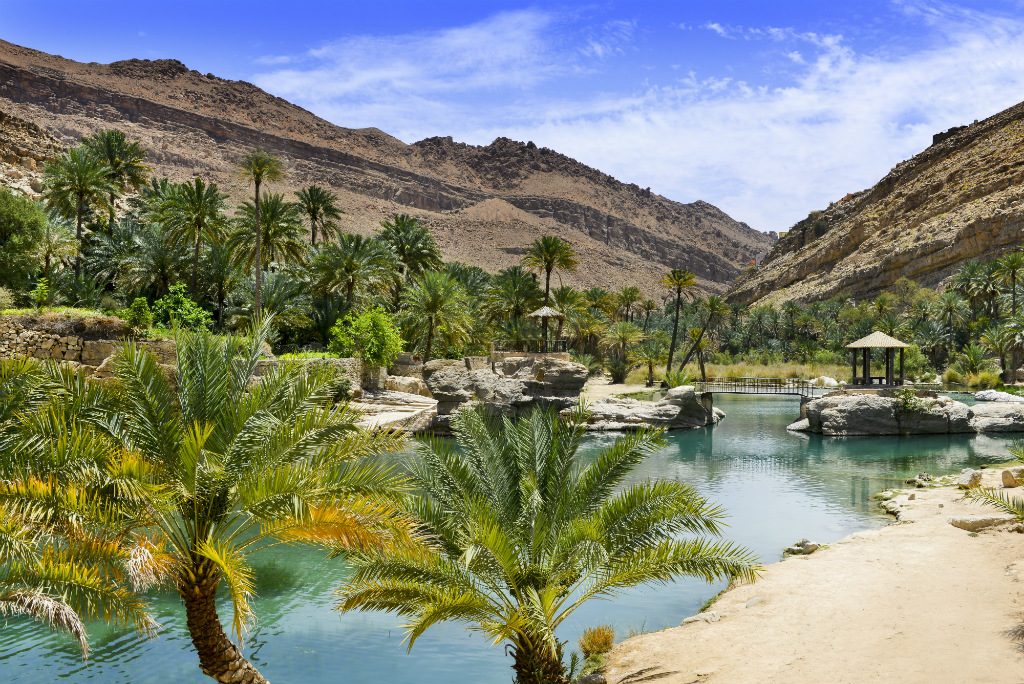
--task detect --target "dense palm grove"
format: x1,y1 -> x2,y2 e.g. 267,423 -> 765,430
0,128 -> 1018,388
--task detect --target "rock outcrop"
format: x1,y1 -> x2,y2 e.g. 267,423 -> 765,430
730,98 -> 1024,305
975,389 -> 1024,402
422,356 -> 589,432
795,391 -> 1024,435
0,39 -> 772,294
574,386 -> 724,431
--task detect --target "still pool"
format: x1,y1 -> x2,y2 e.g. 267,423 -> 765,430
1,395 -> 1017,683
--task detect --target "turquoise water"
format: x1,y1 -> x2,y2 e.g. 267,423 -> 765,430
1,395 -> 1016,683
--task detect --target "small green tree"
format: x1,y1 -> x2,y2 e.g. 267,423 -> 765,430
123,297 -> 153,333
329,308 -> 404,368
152,283 -> 212,330
30,278 -> 49,310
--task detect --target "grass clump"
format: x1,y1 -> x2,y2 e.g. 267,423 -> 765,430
579,625 -> 615,659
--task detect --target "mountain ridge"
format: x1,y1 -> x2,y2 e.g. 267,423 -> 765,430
0,39 -> 773,294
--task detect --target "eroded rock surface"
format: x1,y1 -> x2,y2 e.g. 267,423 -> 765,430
574,386 -> 723,431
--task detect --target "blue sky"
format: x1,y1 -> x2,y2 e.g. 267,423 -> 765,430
4,1 -> 1024,231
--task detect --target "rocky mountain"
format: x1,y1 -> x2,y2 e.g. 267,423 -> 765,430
0,39 -> 772,294
730,102 -> 1024,305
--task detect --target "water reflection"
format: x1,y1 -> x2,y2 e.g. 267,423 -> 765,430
1,395 -> 1014,683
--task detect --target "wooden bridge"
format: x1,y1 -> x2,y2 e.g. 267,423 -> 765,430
692,377 -> 830,399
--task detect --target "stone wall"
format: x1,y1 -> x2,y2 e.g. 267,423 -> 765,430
254,356 -> 363,390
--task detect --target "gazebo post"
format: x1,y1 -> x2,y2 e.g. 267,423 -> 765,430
846,331 -> 910,389
862,348 -> 869,384
899,348 -> 905,386
885,348 -> 894,386
851,349 -> 858,385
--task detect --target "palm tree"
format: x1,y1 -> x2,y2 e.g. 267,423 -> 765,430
995,250 -> 1024,318
401,271 -> 472,361
43,147 -> 115,278
35,216 -> 78,280
162,177 -> 227,293
484,266 -> 543,324
239,150 -> 284,317
616,286 -> 643,322
661,269 -> 698,372
635,331 -> 669,386
231,193 -> 306,271
600,321 -> 644,384
981,323 -> 1016,382
378,214 -> 443,309
338,406 -> 758,684
0,358 -> 158,655
309,234 -> 396,311
202,241 -> 244,328
677,295 -> 731,371
523,236 -> 578,349
4,322 -> 412,682
640,299 -> 659,332
296,184 -> 341,247
82,129 -> 148,230
932,291 -> 970,347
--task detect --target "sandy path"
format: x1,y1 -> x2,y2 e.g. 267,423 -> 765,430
582,377 -> 654,402
607,470 -> 1024,684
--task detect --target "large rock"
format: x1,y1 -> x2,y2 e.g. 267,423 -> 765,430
422,357 -> 589,433
969,402 -> 1024,433
385,374 -> 431,397
803,391 -> 976,436
949,515 -> 1016,531
975,389 -> 1024,403
1002,467 -> 1024,488
957,468 -> 983,489
575,386 -> 721,431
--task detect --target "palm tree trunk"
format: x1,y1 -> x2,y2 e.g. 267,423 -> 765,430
253,179 -> 263,318
666,292 -> 681,372
1013,272 -> 1018,318
697,347 -> 707,381
647,360 -> 654,387
192,231 -> 201,295
108,190 -> 116,234
643,311 -> 651,333
180,573 -> 268,684
424,320 -> 434,362
75,194 -> 84,279
509,639 -> 568,684
311,217 -> 317,247
677,324 -> 708,371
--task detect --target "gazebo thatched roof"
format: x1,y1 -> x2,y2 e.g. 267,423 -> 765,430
528,306 -> 564,319
846,331 -> 909,349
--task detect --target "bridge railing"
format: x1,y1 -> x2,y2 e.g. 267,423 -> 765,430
692,377 -> 821,398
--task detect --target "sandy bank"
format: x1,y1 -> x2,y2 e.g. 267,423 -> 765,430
607,469 -> 1024,684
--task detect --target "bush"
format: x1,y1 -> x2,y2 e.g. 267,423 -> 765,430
664,368 -> 692,388
122,297 -> 153,333
571,352 -> 603,377
579,625 -> 614,659
901,344 -> 934,383
30,278 -> 49,310
606,358 -> 632,384
152,284 -> 212,330
328,307 -> 404,368
967,370 -> 1002,390
0,188 -> 47,290
943,368 -> 964,385
0,286 -> 14,311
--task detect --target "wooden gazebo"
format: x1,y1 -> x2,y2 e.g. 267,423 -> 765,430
847,331 -> 909,387
528,305 -> 564,353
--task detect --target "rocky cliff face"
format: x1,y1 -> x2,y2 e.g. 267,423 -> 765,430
0,40 -> 772,293
730,102 -> 1024,305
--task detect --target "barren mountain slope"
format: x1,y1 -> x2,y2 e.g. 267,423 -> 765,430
0,39 -> 772,294
730,102 -> 1024,305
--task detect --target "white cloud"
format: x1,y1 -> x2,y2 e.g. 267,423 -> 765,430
251,4 -> 1024,232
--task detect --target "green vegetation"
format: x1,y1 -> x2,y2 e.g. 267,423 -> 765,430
0,320 -> 410,682
328,307 -> 404,368
337,406 -> 758,684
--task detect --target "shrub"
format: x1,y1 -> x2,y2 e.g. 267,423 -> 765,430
664,368 -> 692,388
901,344 -> 934,383
606,358 -> 632,384
123,297 -> 153,333
0,286 -> 14,311
579,625 -> 615,659
152,284 -> 212,330
892,388 -> 926,414
967,370 -> 1002,390
943,368 -> 964,385
30,278 -> 49,310
328,307 -> 404,368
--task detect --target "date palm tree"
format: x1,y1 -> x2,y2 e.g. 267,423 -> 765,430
635,331 -> 670,386
677,295 -> 730,371
83,129 -> 149,230
3,321 -> 413,682
0,358 -> 158,656
162,177 -> 227,293
231,193 -> 306,271
296,184 -> 341,247
338,406 -> 758,684
661,269 -> 698,372
378,214 -> 443,310
523,236 -> 577,350
35,216 -> 78,280
484,266 -> 543,324
616,286 -> 643,322
239,150 -> 284,317
600,321 -> 644,383
401,271 -> 472,361
43,147 -> 116,278
995,250 -> 1024,318
640,298 -> 659,333
309,234 -> 396,311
